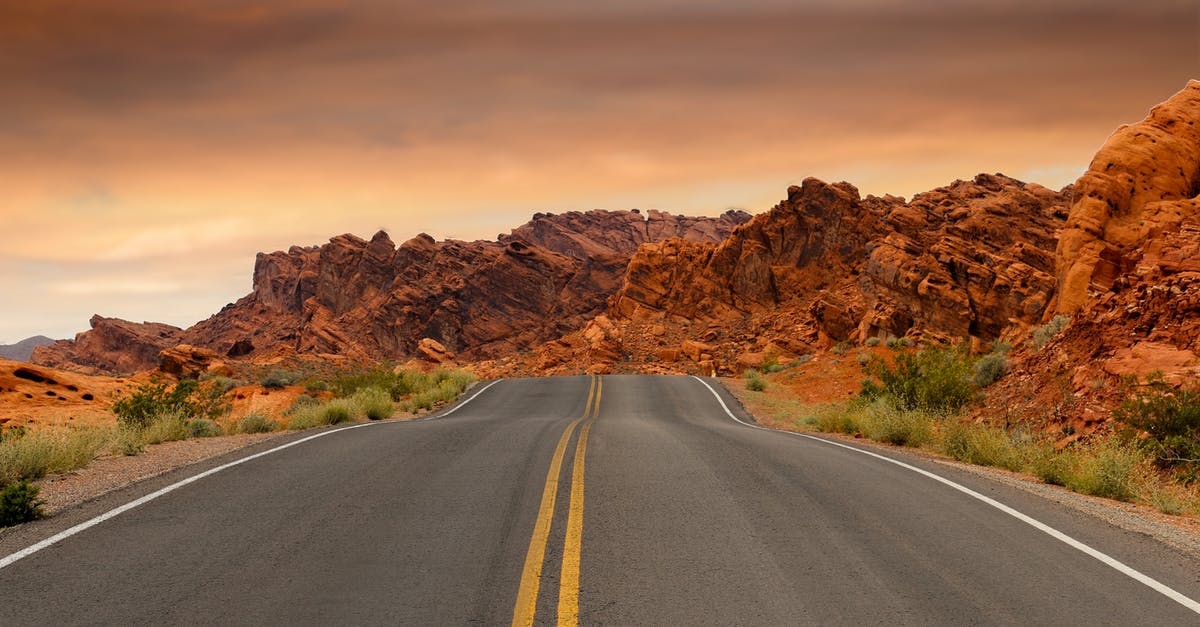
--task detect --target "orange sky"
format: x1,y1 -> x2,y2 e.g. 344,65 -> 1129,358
1,0 -> 1197,343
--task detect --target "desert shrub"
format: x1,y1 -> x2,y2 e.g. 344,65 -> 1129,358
856,401 -> 933,447
855,350 -> 871,366
1113,375 -> 1200,473
1031,315 -> 1070,348
1,425 -> 28,443
188,418 -> 223,438
286,404 -> 324,430
972,352 -> 1009,388
1029,445 -> 1081,487
0,480 -> 45,527
939,419 -> 1021,471
864,337 -> 882,347
862,346 -> 974,412
815,405 -> 860,435
745,370 -> 767,392
261,368 -> 300,389
322,399 -> 358,424
112,380 -> 203,429
140,410 -> 192,445
304,379 -> 330,394
353,387 -> 395,420
116,429 -> 145,456
0,427 -> 113,482
207,376 -> 238,394
236,413 -> 279,434
831,343 -> 849,356
1067,439 -> 1142,501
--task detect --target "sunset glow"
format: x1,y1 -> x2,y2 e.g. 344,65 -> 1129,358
2,0 -> 1196,342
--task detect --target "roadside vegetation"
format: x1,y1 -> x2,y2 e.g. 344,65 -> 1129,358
0,365 -> 476,527
742,337 -> 1200,517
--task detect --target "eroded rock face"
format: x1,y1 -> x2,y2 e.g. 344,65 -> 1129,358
158,344 -> 232,379
502,209 -> 750,260
32,315 -> 182,375
1055,80 -> 1200,314
611,175 -> 1066,344
37,210 -> 748,373
859,175 -> 1066,340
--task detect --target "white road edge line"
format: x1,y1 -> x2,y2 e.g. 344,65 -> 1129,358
0,379 -> 504,571
425,379 -> 501,419
690,375 -> 1200,616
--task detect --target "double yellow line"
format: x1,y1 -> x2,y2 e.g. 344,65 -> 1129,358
511,375 -> 602,627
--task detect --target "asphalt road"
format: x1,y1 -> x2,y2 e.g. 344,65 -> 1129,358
2,375 -> 1199,625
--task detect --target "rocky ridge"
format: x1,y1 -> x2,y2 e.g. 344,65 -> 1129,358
519,173 -> 1069,377
36,210 -> 749,373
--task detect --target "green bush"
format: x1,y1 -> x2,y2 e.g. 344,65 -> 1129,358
857,402 -> 933,447
1113,375 -> 1200,473
815,406 -> 860,435
261,368 -> 300,389
1029,445 -> 1081,487
1067,439 -> 1142,501
863,346 -> 975,412
353,387 -> 395,420
972,352 -> 1009,388
939,419 -> 1021,471
1031,315 -> 1070,348
322,399 -> 357,425
112,380 -> 203,429
0,480 -> 45,527
864,337 -> 882,347
207,376 -> 238,394
140,411 -> 191,445
236,413 -> 279,434
188,418 -> 223,438
0,427 -> 113,483
745,370 -> 767,392
304,379 -> 330,394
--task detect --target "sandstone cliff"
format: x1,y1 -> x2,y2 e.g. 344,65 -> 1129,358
520,174 -> 1068,376
1054,80 -> 1200,315
36,210 -> 749,373
982,81 -> 1200,435
33,316 -> 182,375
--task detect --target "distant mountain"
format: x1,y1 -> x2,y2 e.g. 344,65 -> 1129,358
0,335 -> 56,362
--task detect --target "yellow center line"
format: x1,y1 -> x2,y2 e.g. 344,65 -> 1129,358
558,376 -> 601,627
511,376 -> 595,627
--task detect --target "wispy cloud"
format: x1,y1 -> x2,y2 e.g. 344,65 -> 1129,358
0,0 -> 1195,340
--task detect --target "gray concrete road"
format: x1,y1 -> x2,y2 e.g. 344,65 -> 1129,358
2,375 -> 1198,625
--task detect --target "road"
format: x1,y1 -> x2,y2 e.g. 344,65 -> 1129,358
2,375 -> 1199,625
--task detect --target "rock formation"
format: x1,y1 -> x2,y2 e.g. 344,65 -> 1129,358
36,210 -> 749,373
1054,80 -> 1200,315
981,81 -> 1200,435
33,316 -> 182,375
531,174 -> 1067,376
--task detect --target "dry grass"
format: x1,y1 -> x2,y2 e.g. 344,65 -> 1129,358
731,383 -> 1200,518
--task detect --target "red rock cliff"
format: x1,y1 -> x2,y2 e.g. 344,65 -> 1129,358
36,210 -> 749,372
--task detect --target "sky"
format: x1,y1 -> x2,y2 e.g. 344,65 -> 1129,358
1,0 -> 1197,343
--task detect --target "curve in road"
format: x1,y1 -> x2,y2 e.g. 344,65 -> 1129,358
1,374 -> 1197,626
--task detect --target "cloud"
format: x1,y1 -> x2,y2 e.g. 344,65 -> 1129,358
0,0 -> 1196,340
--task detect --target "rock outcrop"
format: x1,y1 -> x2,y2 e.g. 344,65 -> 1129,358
982,81 -> 1200,435
32,316 -> 182,375
507,173 -> 1068,377
37,210 -> 749,373
1054,80 -> 1200,315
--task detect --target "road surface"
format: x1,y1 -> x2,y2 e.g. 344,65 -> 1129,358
2,375 -> 1198,625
